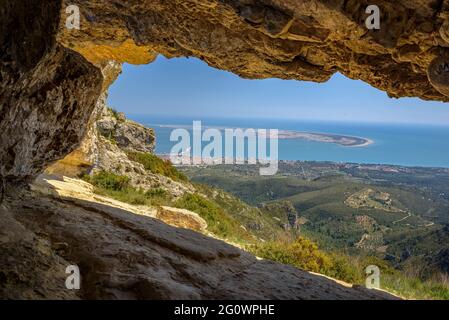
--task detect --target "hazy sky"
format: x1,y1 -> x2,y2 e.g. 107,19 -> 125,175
108,56 -> 449,125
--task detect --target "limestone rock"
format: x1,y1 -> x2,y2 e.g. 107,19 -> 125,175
93,135 -> 192,197
428,53 -> 449,97
96,107 -> 156,154
157,206 -> 208,233
47,96 -> 189,197
45,93 -> 106,177
96,115 -> 117,140
114,120 -> 156,154
31,174 -> 204,233
0,0 -> 102,183
55,0 -> 449,101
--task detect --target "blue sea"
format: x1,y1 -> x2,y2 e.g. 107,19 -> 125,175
127,115 -> 449,168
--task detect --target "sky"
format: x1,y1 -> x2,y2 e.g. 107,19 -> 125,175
108,56 -> 449,125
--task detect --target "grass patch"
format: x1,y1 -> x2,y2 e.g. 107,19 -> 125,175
82,170 -> 172,206
249,237 -> 333,274
174,193 -> 253,243
87,170 -> 130,191
381,273 -> 449,300
127,151 -> 188,182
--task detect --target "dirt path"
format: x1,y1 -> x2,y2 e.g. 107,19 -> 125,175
393,211 -> 412,224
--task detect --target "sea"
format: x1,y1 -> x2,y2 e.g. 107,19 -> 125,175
126,115 -> 449,168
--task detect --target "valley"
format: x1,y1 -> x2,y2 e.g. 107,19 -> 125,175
179,161 -> 449,288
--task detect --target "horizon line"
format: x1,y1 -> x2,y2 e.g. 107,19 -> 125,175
121,113 -> 449,127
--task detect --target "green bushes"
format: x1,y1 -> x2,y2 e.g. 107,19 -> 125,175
88,171 -> 130,191
249,238 -> 449,299
94,188 -> 148,205
145,188 -> 168,198
174,193 -> 252,243
249,237 -> 333,274
127,151 -> 188,182
248,239 -> 387,285
324,254 -> 363,284
83,171 -> 172,207
85,170 -> 251,242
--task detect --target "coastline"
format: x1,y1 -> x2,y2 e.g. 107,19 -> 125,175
277,130 -> 374,147
153,124 -> 374,148
346,138 -> 374,148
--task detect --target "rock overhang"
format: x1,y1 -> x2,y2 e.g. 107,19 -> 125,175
57,0 -> 449,101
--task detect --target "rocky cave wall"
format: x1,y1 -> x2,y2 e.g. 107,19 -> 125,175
0,0 -> 102,185
2,0 -> 449,183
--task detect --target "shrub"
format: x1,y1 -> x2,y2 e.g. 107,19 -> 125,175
108,107 -> 119,119
144,188 -> 171,206
90,170 -> 130,191
174,193 -> 252,242
325,254 -> 367,284
95,188 -> 148,205
127,152 -> 188,182
249,237 -> 333,274
145,188 -> 167,197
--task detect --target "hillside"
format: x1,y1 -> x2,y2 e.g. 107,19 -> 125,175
181,162 -> 449,299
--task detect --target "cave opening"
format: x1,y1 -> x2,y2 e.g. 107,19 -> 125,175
106,56 -> 449,168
